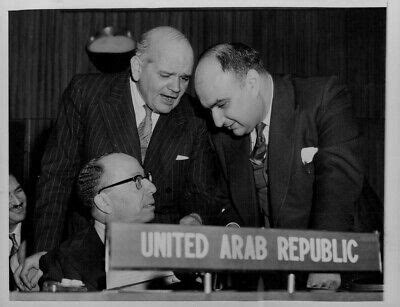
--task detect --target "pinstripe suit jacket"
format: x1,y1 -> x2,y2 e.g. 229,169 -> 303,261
33,72 -> 222,252
213,75 -> 364,230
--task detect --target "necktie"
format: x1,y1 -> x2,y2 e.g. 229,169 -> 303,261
9,233 -> 18,257
250,122 -> 270,227
9,233 -> 18,290
138,104 -> 152,162
250,122 -> 267,165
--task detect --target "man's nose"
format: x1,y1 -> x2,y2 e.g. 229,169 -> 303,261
211,108 -> 224,127
143,179 -> 157,194
168,76 -> 180,93
10,193 -> 22,206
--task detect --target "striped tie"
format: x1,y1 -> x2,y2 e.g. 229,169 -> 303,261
138,104 -> 153,162
9,233 -> 18,257
250,122 -> 267,165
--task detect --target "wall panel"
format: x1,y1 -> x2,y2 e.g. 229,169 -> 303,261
8,8 -> 385,199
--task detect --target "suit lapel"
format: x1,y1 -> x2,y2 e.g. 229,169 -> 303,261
144,103 -> 187,185
79,227 -> 106,291
268,75 -> 298,223
98,73 -> 141,160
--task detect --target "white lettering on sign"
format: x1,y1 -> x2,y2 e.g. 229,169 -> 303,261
220,234 -> 267,260
348,239 -> 359,263
277,236 -> 359,263
321,238 -> 332,262
140,231 -> 209,259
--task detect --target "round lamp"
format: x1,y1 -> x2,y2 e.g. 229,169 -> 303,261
86,26 -> 136,73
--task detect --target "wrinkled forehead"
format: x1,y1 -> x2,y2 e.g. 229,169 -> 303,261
195,58 -> 239,102
9,175 -> 20,191
147,39 -> 193,70
195,57 -> 223,85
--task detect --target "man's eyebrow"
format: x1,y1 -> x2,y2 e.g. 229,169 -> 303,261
159,70 -> 173,75
159,70 -> 192,78
132,171 -> 143,177
209,98 -> 228,108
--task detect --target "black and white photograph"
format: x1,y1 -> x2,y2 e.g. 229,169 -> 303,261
2,0 -> 400,305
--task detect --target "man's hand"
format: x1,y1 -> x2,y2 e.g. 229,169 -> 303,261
179,213 -> 202,226
307,273 -> 341,290
14,251 -> 47,291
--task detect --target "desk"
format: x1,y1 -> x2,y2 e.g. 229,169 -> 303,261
10,290 -> 382,301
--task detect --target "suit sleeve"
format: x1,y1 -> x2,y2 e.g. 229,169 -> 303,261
33,76 -> 85,252
39,244 -> 83,284
310,77 -> 364,231
179,123 -> 221,225
180,121 -> 244,226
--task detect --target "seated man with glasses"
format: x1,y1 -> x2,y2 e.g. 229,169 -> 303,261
14,152 -> 167,291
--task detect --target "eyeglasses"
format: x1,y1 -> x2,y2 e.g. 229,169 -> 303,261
97,172 -> 152,194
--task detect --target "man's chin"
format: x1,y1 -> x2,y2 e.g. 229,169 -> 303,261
143,213 -> 155,223
153,101 -> 179,113
231,127 -> 247,136
9,211 -> 26,223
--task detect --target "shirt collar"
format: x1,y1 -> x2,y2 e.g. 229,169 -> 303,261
129,78 -> 160,128
262,75 -> 274,126
94,220 -> 106,244
130,79 -> 146,107
10,222 -> 21,237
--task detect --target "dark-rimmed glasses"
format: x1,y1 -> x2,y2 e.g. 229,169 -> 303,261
97,172 -> 152,194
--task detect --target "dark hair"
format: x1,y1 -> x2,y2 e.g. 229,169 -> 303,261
77,156 -> 105,208
200,43 -> 266,79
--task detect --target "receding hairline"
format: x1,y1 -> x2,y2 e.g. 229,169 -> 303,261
100,153 -> 142,182
200,43 -> 226,58
136,26 -> 193,59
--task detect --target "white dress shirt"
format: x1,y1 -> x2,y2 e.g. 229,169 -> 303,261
250,78 -> 274,150
94,220 -> 106,244
130,79 -> 160,131
9,223 -> 22,273
9,223 -> 21,255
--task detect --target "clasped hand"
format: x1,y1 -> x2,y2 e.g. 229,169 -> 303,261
14,251 -> 47,291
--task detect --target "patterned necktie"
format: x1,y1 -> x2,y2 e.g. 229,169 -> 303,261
9,233 -> 18,257
250,122 -> 267,165
138,104 -> 152,162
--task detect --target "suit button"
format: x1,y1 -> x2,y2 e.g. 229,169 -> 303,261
166,187 -> 172,194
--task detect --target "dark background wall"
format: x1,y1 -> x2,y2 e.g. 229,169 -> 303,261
8,8 -> 385,204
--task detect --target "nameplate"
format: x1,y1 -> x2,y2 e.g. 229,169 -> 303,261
106,223 -> 381,272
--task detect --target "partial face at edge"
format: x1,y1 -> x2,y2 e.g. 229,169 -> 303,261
9,175 -> 27,228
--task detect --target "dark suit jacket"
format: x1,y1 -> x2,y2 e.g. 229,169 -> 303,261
213,75 -> 364,231
39,225 -> 105,291
33,72 -> 221,252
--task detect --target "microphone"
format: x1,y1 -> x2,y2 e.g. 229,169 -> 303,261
225,222 -> 240,228
212,221 -> 240,290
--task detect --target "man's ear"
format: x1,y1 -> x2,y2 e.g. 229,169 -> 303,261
245,69 -> 260,96
130,55 -> 142,82
93,193 -> 113,215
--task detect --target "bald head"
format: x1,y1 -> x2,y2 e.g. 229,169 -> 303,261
78,153 -> 143,208
197,42 -> 266,81
195,43 -> 271,136
130,26 -> 194,114
136,26 -> 193,61
78,153 -> 156,224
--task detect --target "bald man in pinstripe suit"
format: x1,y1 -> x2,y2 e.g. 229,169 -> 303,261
31,26 -> 228,254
